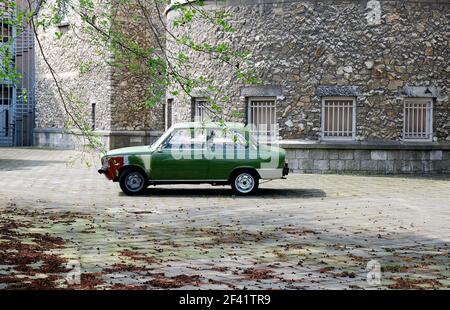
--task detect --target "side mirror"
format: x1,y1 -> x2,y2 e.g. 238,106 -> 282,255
156,144 -> 164,152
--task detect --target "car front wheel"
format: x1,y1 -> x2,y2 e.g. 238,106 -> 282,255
231,171 -> 259,195
119,169 -> 147,195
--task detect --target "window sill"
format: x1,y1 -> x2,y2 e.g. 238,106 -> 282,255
320,137 -> 356,142
57,21 -> 70,28
401,139 -> 434,143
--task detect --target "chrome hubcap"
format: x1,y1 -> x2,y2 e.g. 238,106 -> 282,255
235,173 -> 254,193
125,172 -> 144,192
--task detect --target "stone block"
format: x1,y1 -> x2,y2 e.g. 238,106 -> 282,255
286,150 -> 297,159
377,160 -> 394,173
371,150 -> 387,160
361,160 -> 378,171
345,160 -> 361,171
387,151 -> 401,160
299,159 -> 314,170
314,160 -> 330,171
338,150 -> 354,160
423,161 -> 432,173
443,151 -> 450,160
391,161 -> 403,173
309,150 -> 327,160
420,151 -> 430,161
354,150 -> 371,160
430,150 -> 443,161
399,161 -> 412,173
289,159 -> 299,170
388,80 -> 403,90
295,149 -> 310,159
410,161 -> 423,172
329,160 -> 346,170
328,151 -> 339,160
432,160 -> 450,173
401,151 -> 421,160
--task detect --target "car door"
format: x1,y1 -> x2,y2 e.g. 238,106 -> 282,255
206,128 -> 258,180
150,127 -> 208,180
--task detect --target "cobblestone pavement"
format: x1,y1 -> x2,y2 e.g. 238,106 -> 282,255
0,147 -> 449,289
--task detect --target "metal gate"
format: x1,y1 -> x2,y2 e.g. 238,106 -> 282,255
0,1 -> 35,147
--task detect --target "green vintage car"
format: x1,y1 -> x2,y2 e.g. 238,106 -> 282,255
98,122 -> 289,195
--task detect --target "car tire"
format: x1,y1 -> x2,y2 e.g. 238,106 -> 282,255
119,168 -> 147,195
231,170 -> 259,195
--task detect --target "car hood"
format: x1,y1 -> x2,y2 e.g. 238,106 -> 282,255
106,146 -> 151,157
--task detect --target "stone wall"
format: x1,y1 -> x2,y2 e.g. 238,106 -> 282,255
35,3 -> 112,132
34,1 -> 166,149
34,128 -> 162,150
109,1 -> 166,132
166,0 -> 449,142
283,143 -> 450,174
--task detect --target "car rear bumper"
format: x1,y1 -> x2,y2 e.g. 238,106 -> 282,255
257,168 -> 283,179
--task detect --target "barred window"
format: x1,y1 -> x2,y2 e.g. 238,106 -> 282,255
1,85 -> 12,137
164,98 -> 173,130
322,97 -> 356,140
0,85 -> 12,105
193,98 -> 209,122
247,98 -> 277,141
57,1 -> 70,27
0,2 -> 13,19
403,98 -> 433,140
1,22 -> 12,43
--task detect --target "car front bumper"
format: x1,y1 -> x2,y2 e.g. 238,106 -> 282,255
99,156 -> 115,180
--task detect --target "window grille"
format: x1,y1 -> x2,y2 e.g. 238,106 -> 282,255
57,1 -> 69,27
193,98 -> 209,122
403,98 -> 433,140
247,98 -> 277,141
164,98 -> 173,130
322,97 -> 356,140
91,102 -> 96,131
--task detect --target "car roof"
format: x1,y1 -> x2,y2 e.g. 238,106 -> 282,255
171,122 -> 247,130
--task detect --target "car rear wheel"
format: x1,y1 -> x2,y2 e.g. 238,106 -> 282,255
231,171 -> 259,195
119,169 -> 147,195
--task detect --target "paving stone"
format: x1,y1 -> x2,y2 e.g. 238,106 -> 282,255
0,148 -> 449,290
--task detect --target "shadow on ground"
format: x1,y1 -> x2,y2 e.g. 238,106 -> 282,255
119,187 -> 327,199
0,159 -> 67,171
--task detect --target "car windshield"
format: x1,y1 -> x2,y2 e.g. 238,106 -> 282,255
163,128 -> 206,149
149,127 -> 173,150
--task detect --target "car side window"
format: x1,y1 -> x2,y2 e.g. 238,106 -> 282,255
208,129 -> 247,150
163,129 -> 206,150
